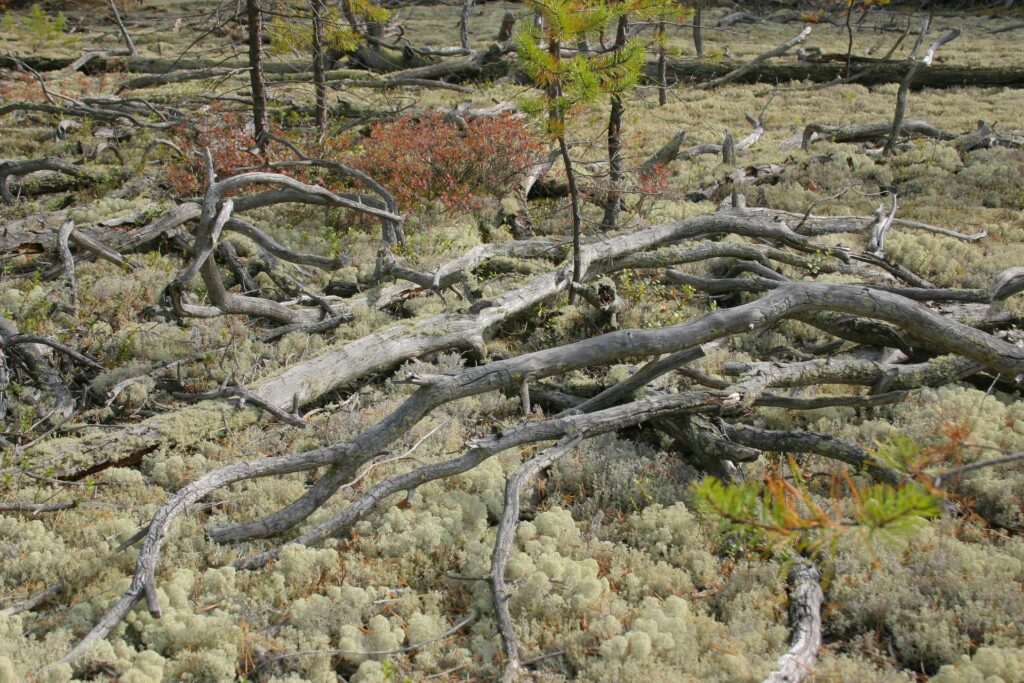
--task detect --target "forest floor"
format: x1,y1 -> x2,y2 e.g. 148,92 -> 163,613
1,2 -> 1024,682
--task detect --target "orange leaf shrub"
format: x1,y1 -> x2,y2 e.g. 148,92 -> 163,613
348,112 -> 541,214
162,109 -> 540,222
163,106 -> 265,196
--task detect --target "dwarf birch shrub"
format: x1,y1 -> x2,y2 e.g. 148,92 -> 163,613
342,112 -> 541,216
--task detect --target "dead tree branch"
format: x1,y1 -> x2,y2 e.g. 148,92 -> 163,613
763,563 -> 823,683
883,28 -> 961,155
696,26 -> 811,90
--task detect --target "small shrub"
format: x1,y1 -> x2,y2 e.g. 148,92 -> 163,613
163,106 -> 263,195
347,112 -> 541,214
0,4 -> 77,50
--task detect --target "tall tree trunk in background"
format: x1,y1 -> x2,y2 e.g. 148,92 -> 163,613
693,2 -> 704,59
546,37 -> 581,302
843,0 -> 855,79
312,0 -> 328,139
601,15 -> 628,232
246,0 -> 269,156
460,0 -> 474,50
657,19 -> 668,105
559,135 -> 583,302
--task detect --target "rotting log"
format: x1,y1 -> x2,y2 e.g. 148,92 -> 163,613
19,197 -> 1000,485
8,53 -> 1024,89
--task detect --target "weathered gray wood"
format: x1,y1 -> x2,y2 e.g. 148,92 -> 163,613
695,26 -> 811,90
0,158 -> 85,203
763,564 -> 823,683
884,29 -> 961,155
64,277 -> 1024,661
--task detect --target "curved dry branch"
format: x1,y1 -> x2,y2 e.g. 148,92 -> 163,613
206,171 -> 403,224
255,145 -> 404,244
208,267 -> 1020,545
225,218 -> 350,270
720,423 -> 902,484
0,158 -> 85,204
0,101 -> 178,129
696,26 -> 811,91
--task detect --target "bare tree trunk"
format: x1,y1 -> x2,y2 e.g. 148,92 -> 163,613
559,135 -> 583,302
908,15 -> 931,60
693,2 -> 704,59
460,0 -> 474,51
246,0 -> 269,156
311,0 -> 328,139
722,130 -> 736,165
844,1 -> 854,79
545,36 -> 583,302
601,16 -> 629,232
108,0 -> 137,56
883,28 -> 960,156
657,20 -> 669,105
497,11 -> 516,42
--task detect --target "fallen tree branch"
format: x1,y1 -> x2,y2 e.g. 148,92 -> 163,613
0,158 -> 85,204
63,279 -> 1024,662
0,580 -> 65,617
883,28 -> 962,156
801,120 -> 954,151
696,26 -> 811,90
763,563 -> 823,683
931,451 -> 1024,487
493,437 -> 580,682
